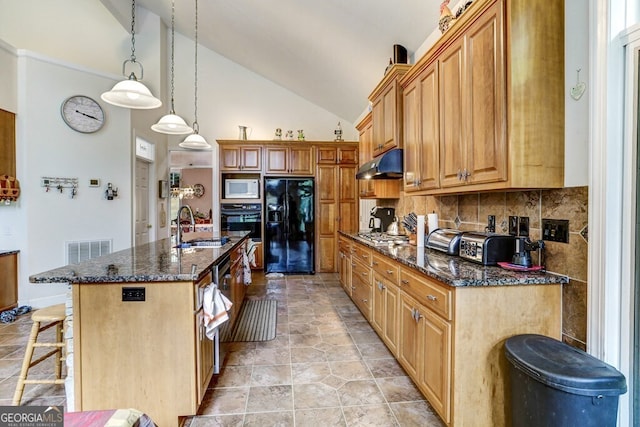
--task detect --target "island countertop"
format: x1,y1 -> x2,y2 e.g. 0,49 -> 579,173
340,231 -> 568,287
29,232 -> 250,284
0,250 -> 19,257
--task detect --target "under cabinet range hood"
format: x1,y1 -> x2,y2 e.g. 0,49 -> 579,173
355,148 -> 403,180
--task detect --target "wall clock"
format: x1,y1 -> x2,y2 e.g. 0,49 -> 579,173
61,95 -> 105,133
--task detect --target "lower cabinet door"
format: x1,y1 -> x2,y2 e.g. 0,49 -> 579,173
419,308 -> 451,424
195,311 -> 214,404
398,293 -> 421,378
383,282 -> 399,356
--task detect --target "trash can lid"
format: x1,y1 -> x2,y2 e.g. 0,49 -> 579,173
505,334 -> 627,396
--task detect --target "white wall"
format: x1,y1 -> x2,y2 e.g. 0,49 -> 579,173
0,40 -> 17,112
2,52 -> 132,307
170,32 -> 357,144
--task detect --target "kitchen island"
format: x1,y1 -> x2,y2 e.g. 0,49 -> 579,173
30,232 -> 250,427
338,232 -> 567,427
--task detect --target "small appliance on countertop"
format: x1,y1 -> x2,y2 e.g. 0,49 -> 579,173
425,228 -> 464,255
459,232 -> 516,266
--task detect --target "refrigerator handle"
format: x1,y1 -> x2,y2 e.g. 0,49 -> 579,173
283,191 -> 289,235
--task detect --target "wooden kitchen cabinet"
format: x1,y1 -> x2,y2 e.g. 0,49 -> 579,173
317,145 -> 358,165
398,266 -> 453,423
264,145 -> 314,175
338,236 -> 352,294
0,109 -> 16,177
356,113 -> 401,199
348,241 -> 373,319
350,257 -> 372,320
371,253 -> 400,356
0,252 -> 18,312
338,236 -> 562,427
315,142 -> 358,273
229,241 -> 246,329
73,277 -> 213,426
220,145 -> 262,171
194,271 -> 215,403
369,65 -> 411,157
403,60 -> 440,192
439,2 -> 506,189
400,0 -> 564,195
372,272 -> 399,356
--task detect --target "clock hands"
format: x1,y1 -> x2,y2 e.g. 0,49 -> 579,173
75,109 -> 100,121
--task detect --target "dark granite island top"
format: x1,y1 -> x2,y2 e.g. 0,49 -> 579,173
29,231 -> 250,284
0,250 -> 19,257
340,231 -> 568,287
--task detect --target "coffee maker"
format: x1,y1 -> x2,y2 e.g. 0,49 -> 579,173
369,206 -> 395,233
512,237 -> 545,268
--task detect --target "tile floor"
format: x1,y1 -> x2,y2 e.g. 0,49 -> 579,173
0,272 -> 446,426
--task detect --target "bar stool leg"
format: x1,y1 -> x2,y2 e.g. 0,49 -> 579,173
12,320 -> 41,406
54,322 -> 63,379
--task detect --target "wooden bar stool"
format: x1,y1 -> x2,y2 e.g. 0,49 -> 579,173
12,304 -> 66,406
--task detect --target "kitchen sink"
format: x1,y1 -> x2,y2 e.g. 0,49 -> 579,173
175,237 -> 229,249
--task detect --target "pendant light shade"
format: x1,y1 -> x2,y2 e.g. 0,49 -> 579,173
152,0 -> 192,134
152,114 -> 193,134
101,0 -> 162,110
180,0 -> 210,150
102,78 -> 162,109
179,132 -> 210,149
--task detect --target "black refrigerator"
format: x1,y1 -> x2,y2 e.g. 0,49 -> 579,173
264,178 -> 315,274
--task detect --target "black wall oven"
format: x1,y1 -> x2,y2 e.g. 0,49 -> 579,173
220,203 -> 262,241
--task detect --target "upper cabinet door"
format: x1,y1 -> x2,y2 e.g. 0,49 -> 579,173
465,1 -> 506,185
220,146 -> 262,171
418,62 -> 440,190
439,37 -> 466,188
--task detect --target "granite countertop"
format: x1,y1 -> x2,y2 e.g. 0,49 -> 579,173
29,232 -> 250,284
341,232 -> 568,287
0,250 -> 19,256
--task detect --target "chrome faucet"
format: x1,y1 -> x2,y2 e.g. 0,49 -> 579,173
176,205 -> 195,245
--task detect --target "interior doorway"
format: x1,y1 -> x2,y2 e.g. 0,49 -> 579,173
135,159 -> 151,245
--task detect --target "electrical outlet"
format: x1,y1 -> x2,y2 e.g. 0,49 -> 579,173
542,219 -> 570,243
487,215 -> 496,233
122,287 -> 145,302
519,216 -> 529,237
508,216 -> 519,235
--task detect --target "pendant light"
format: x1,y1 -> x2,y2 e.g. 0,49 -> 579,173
101,0 -> 162,109
151,0 -> 192,134
180,0 -> 211,149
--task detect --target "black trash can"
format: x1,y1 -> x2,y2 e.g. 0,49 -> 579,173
505,334 -> 627,427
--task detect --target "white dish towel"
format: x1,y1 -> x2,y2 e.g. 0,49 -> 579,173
203,284 -> 232,340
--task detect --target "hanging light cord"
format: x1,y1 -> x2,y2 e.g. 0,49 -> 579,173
192,0 -> 200,134
169,0 -> 176,114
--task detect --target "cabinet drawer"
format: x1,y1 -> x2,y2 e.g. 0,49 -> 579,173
400,268 -> 452,321
371,253 -> 399,284
351,259 -> 371,283
339,237 -> 352,253
351,244 -> 372,266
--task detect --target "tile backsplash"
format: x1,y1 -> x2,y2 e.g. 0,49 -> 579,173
382,186 -> 588,350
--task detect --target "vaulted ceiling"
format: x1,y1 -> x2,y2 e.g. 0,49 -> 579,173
100,0 -> 441,123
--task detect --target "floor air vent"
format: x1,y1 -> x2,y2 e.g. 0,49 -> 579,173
66,239 -> 112,264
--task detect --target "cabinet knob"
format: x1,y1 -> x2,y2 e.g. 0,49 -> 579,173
457,169 -> 463,180
386,270 -> 393,275
362,299 -> 368,303
427,294 -> 438,301
463,169 -> 471,181
361,272 -> 368,276
401,279 -> 409,285
372,261 -> 378,265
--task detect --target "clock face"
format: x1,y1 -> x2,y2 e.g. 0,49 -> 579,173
61,95 -> 105,133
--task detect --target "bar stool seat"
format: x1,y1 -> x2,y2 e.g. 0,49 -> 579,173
12,304 -> 66,406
